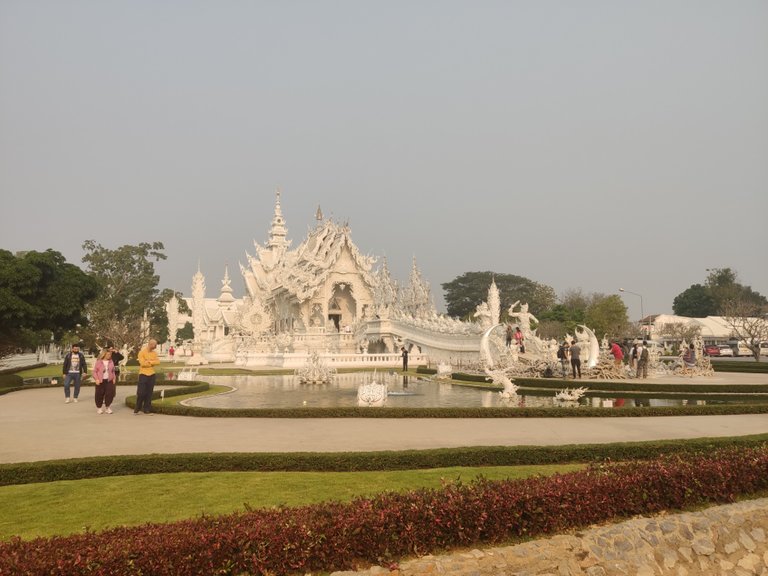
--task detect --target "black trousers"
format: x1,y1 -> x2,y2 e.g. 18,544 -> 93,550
571,358 -> 582,378
135,374 -> 157,413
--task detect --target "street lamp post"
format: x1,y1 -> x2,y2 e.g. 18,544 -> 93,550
619,288 -> 645,337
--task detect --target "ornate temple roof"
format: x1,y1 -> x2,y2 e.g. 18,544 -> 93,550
279,219 -> 377,303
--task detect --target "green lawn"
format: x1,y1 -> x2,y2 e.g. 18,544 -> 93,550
0,464 -> 583,540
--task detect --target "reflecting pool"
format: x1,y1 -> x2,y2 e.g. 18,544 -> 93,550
179,373 -> 758,409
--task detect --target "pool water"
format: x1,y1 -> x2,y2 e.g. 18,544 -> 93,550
180,373 -> 755,409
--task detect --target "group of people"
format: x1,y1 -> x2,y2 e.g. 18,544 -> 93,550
609,340 -> 651,378
62,339 -> 161,415
505,325 -> 525,353
556,340 -> 583,378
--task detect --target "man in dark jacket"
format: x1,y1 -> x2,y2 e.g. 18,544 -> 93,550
62,344 -> 88,403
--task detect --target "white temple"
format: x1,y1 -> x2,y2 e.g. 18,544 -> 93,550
168,190 -> 488,367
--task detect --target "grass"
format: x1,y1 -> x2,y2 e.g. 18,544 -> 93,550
0,464 -> 583,541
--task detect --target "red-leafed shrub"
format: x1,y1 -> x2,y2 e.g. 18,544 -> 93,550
1,446 -> 767,575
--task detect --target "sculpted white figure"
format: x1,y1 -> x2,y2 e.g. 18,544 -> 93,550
295,351 -> 337,384
357,371 -> 388,406
484,367 -> 519,398
508,301 -> 538,338
473,301 -> 493,330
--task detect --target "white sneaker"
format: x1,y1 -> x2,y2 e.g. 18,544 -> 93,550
65,398 -> 71,404
97,407 -> 104,414
73,398 -> 78,403
105,407 -> 113,414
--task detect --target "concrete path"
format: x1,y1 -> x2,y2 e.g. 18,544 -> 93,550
2,373 -> 768,463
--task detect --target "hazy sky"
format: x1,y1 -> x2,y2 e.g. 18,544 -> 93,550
1,0 -> 766,320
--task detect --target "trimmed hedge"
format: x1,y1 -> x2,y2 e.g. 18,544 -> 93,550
2,434 -> 768,486
0,374 -> 23,388
2,446 -> 767,575
145,401 -> 768,419
712,360 -> 768,373
512,377 -> 768,394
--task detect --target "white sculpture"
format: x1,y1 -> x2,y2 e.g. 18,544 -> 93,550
508,301 -> 539,339
295,351 -> 337,384
473,301 -> 493,330
484,367 -> 519,398
575,325 -> 601,369
554,386 -> 588,403
357,371 -> 388,406
436,361 -> 453,380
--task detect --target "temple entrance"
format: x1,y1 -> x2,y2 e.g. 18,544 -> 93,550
328,284 -> 357,332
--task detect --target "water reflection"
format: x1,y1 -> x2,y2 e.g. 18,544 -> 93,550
181,374 -> 736,410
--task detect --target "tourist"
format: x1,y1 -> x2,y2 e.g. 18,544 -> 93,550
514,327 -> 524,353
609,341 -> 624,368
557,341 -> 570,378
169,345 -> 175,363
630,343 -> 639,372
683,343 -> 696,367
505,324 -> 513,348
108,344 -> 124,383
62,343 -> 88,403
135,339 -> 161,415
93,349 -> 116,414
570,340 -> 582,379
401,346 -> 409,372
636,341 -> 650,378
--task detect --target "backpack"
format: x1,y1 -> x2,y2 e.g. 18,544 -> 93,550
640,348 -> 649,361
557,346 -> 566,360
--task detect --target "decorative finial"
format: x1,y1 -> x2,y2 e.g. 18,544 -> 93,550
316,205 -> 323,221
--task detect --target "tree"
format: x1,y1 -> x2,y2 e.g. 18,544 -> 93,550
176,321 -> 194,343
672,284 -> 717,317
153,288 -> 192,344
706,268 -> 767,313
538,289 -> 629,339
80,241 -> 167,353
0,249 -> 98,356
441,271 -> 556,320
721,297 -> 768,361
584,294 -> 630,340
672,268 -> 766,318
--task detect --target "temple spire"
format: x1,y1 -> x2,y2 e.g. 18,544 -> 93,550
218,264 -> 235,305
267,188 -> 290,250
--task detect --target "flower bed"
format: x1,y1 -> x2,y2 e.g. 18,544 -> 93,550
2,446 -> 767,575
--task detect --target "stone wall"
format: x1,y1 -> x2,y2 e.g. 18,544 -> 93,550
333,497 -> 768,576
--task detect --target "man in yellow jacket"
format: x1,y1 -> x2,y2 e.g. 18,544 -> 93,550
135,339 -> 161,415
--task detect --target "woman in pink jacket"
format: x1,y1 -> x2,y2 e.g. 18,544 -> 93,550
93,349 -> 116,414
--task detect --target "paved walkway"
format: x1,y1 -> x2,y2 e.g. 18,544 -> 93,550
1,373 -> 768,463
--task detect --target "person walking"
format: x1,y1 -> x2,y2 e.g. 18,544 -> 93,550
169,345 -> 175,363
93,349 -> 116,414
505,325 -> 513,348
134,339 -> 160,415
570,340 -> 582,379
62,344 -> 88,403
401,346 -> 409,372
